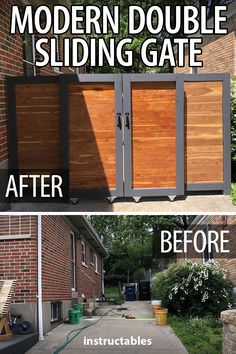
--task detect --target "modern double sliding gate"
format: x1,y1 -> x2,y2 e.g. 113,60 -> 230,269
7,73 -> 230,200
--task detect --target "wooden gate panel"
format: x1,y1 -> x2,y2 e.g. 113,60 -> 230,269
8,73 -> 230,199
68,82 -> 116,190
15,83 -> 61,171
131,82 -> 176,188
185,81 -> 223,184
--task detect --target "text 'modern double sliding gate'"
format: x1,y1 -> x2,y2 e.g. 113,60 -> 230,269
7,73 -> 230,201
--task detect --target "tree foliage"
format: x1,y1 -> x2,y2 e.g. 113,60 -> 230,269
89,216 -> 195,284
73,0 -> 229,73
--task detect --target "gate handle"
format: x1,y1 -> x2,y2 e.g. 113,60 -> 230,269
117,113 -> 122,129
125,113 -> 130,129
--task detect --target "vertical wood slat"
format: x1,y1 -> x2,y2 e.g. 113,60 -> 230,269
131,81 -> 177,189
68,82 -> 116,190
185,81 -> 223,184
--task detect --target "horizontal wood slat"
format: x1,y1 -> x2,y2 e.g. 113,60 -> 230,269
131,82 -> 176,188
12,76 -> 227,197
15,83 -> 61,171
69,82 -> 116,190
185,81 -> 223,184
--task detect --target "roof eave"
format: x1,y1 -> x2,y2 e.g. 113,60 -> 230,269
66,216 -> 108,257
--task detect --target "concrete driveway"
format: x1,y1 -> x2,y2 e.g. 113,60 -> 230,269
10,194 -> 235,212
26,301 -> 187,354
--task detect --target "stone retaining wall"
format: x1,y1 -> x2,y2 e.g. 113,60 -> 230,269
221,310 -> 236,353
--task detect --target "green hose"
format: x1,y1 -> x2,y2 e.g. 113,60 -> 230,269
52,306 -> 115,354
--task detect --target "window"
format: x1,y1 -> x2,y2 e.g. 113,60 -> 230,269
94,253 -> 99,273
203,225 -> 214,263
71,232 -> 76,291
81,241 -> 86,265
22,33 -> 36,76
50,302 -> 62,322
90,248 -> 94,265
51,32 -> 61,73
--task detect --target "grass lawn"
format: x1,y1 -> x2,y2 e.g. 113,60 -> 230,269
104,286 -> 124,304
169,316 -> 223,354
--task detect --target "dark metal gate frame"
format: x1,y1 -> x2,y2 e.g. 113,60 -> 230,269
123,73 -> 231,198
123,74 -> 184,199
7,73 -> 231,200
181,74 -> 231,195
7,75 -> 60,173
60,74 -> 123,199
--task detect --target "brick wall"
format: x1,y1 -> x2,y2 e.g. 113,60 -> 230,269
0,215 -> 104,304
76,239 -> 102,299
0,215 -> 38,303
41,216 -> 103,301
211,216 -> 236,286
41,216 -> 73,302
177,215 -> 236,286
0,0 -> 24,163
34,32 -> 76,76
174,13 -> 236,76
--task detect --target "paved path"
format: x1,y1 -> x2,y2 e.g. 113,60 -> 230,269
10,194 -> 235,212
26,301 -> 188,354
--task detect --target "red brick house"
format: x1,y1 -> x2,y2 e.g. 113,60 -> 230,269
174,0 -> 236,76
176,215 -> 236,306
0,0 -> 84,210
0,215 -> 107,335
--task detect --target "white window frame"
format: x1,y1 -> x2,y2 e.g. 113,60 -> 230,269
51,32 -> 61,73
203,224 -> 214,264
233,287 -> 236,306
94,253 -> 99,274
81,241 -> 87,267
22,34 -> 36,76
90,247 -> 94,266
50,302 -> 61,322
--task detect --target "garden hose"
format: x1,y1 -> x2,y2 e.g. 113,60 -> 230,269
51,306 -> 116,354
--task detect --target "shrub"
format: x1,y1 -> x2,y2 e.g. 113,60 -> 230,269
151,260 -> 233,316
231,183 -> 236,205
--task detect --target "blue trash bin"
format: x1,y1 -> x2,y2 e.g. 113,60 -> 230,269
125,284 -> 136,301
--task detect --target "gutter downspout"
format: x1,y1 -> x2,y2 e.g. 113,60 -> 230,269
101,258 -> 105,296
37,215 -> 44,340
